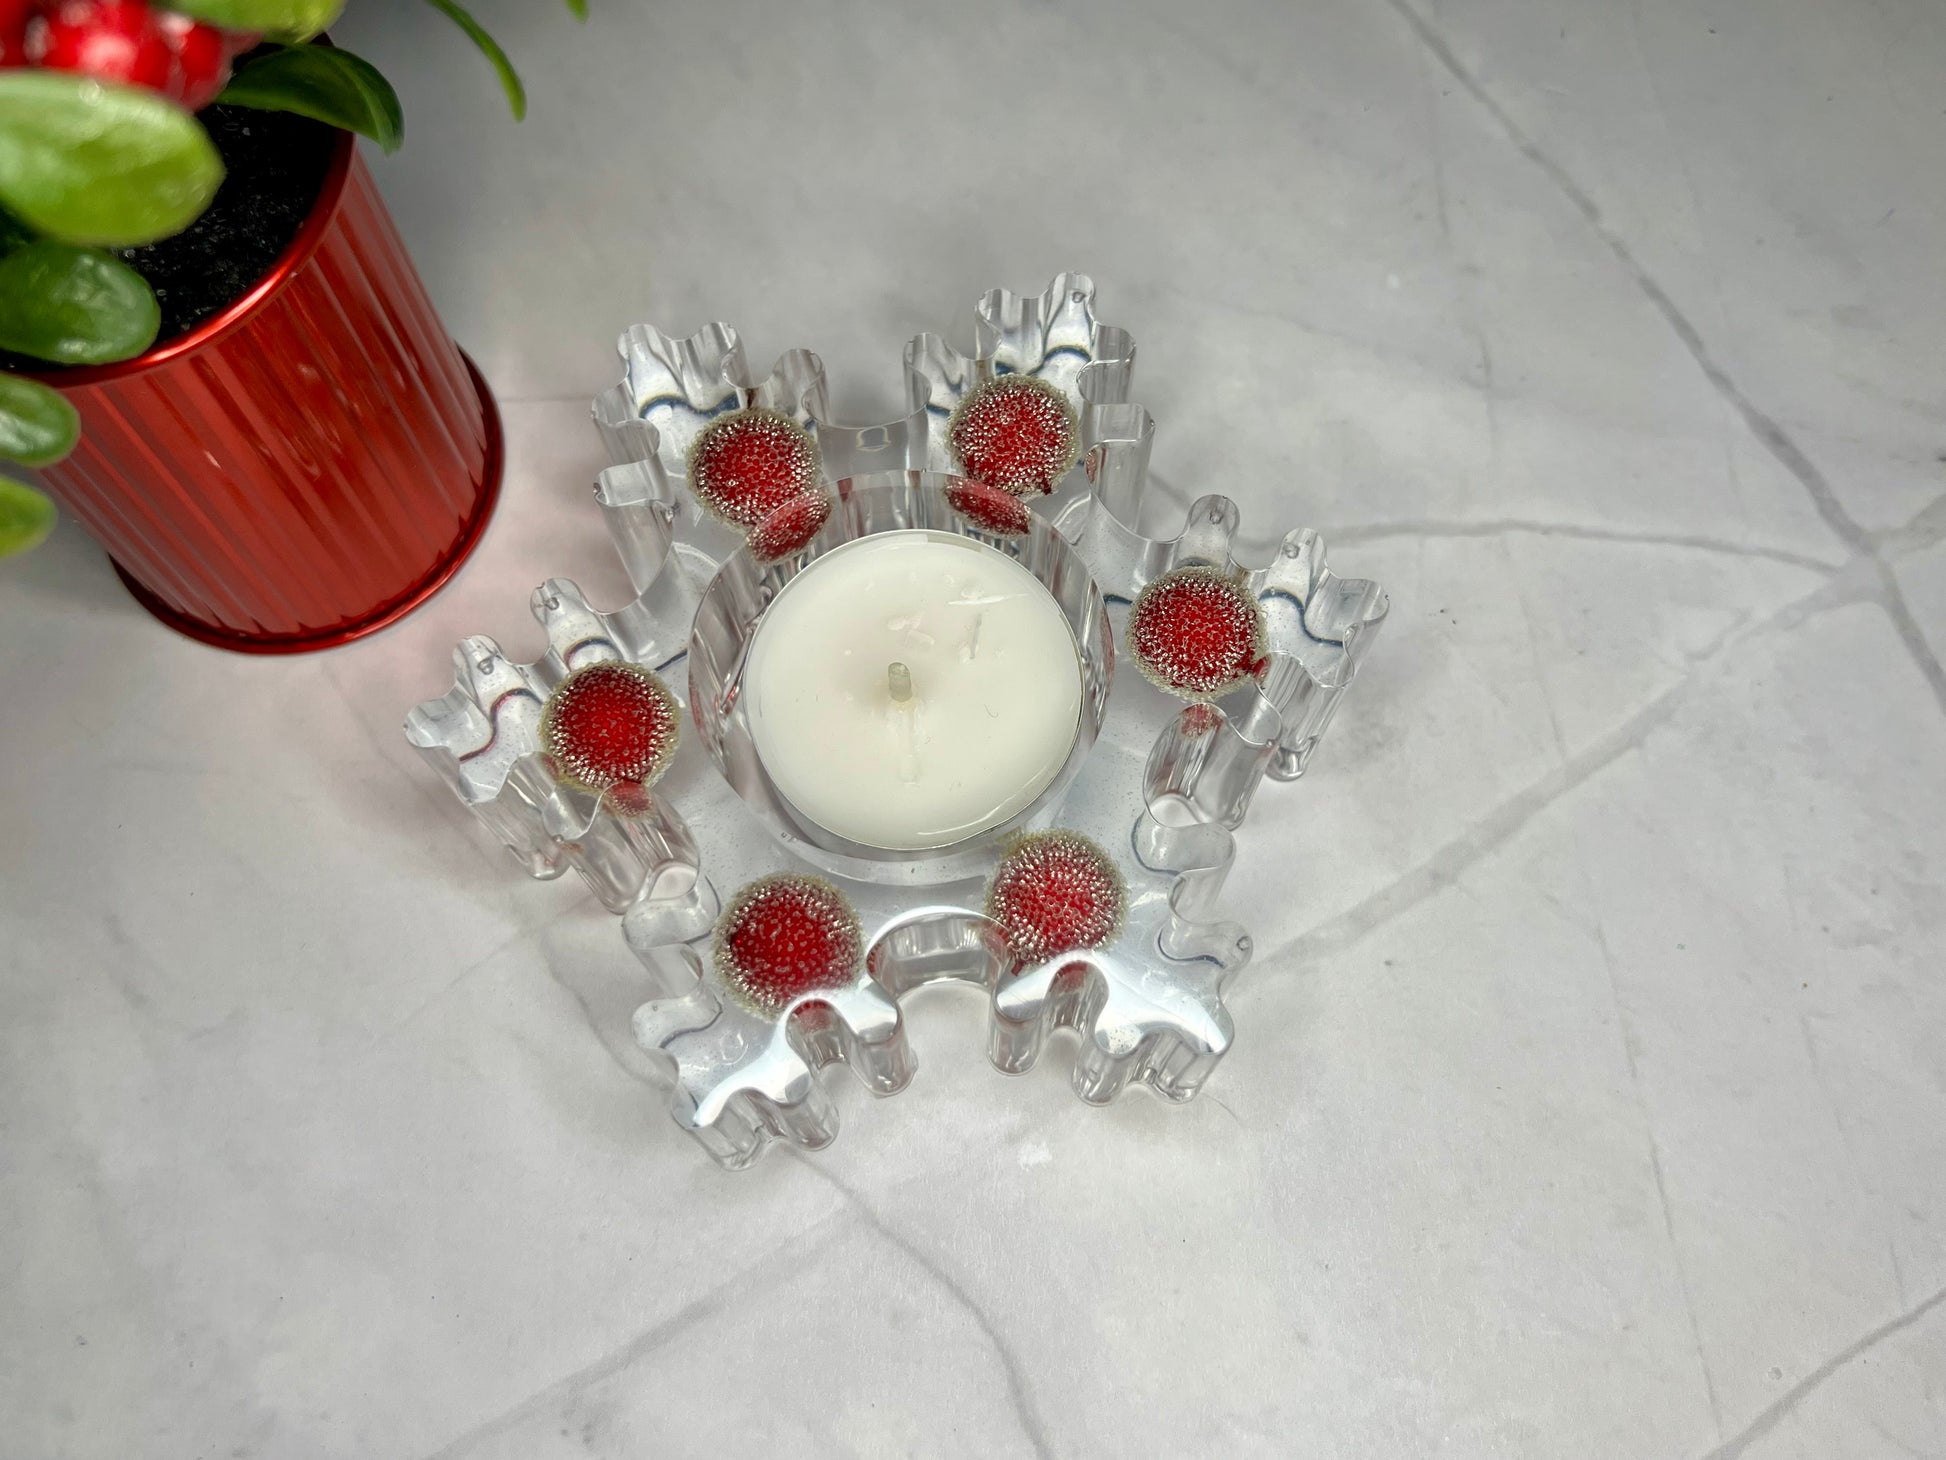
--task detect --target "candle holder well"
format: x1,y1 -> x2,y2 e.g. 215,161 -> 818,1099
690,475 -> 1111,887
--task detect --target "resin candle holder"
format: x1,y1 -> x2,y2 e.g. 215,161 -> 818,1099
407,275 -> 1390,1168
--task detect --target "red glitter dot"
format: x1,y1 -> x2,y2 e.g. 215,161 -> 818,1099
944,477 -> 1034,536
687,407 -> 820,528
1178,701 -> 1226,739
985,831 -> 1126,971
540,662 -> 680,794
603,779 -> 657,818
713,875 -> 864,1014
1127,566 -> 1268,701
947,375 -> 1078,497
747,488 -> 832,561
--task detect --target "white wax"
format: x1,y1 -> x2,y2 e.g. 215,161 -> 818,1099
744,530 -> 1083,851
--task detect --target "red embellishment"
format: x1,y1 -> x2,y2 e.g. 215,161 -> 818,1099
747,489 -> 832,562
540,662 -> 680,794
603,779 -> 657,818
1178,702 -> 1225,739
947,375 -> 1078,497
687,407 -> 819,529
945,477 -> 1035,536
713,875 -> 864,1014
985,831 -> 1125,970
1127,566 -> 1268,700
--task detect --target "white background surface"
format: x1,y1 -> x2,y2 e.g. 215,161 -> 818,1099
5,1 -> 1945,1455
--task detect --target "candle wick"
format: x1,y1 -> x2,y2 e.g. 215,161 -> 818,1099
891,660 -> 920,781
961,611 -> 984,664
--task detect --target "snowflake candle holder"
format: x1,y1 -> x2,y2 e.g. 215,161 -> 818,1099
408,275 -> 1390,1168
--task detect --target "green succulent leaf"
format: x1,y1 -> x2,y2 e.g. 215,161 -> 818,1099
0,375 -> 80,468
423,0 -> 527,120
0,476 -> 57,557
162,0 -> 345,43
0,242 -> 161,365
0,73 -> 223,247
219,43 -> 405,152
564,0 -> 588,18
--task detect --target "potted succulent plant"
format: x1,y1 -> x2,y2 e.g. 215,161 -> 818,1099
0,0 -> 581,650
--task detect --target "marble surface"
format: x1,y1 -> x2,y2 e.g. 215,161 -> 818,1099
5,0 -> 1945,1454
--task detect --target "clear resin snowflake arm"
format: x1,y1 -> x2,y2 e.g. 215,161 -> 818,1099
902,271 -> 1138,483
626,877 -> 916,1171
1056,470 -> 1390,783
629,944 -> 915,1171
592,321 -> 825,466
593,319 -> 931,486
402,583 -> 709,914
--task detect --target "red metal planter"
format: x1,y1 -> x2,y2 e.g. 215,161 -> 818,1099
30,128 -> 502,653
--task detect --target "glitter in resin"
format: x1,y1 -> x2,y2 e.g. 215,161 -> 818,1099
1127,566 -> 1268,701
984,830 -> 1126,970
944,477 -> 1035,536
713,874 -> 865,1014
540,661 -> 681,794
603,778 -> 658,818
747,488 -> 833,561
687,406 -> 820,528
946,375 -> 1079,497
1178,701 -> 1226,739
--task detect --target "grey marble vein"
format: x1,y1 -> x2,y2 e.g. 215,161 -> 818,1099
789,1156 -> 1057,1460
1256,553 -> 1842,974
1694,1283 -> 1946,1460
1591,917 -> 1727,1439
1324,518 -> 1844,574
414,1225 -> 856,1460
1385,0 -> 1946,721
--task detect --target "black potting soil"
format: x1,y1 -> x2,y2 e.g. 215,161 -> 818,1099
118,102 -> 339,343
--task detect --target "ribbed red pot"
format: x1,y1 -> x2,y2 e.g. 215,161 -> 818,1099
30,127 -> 502,653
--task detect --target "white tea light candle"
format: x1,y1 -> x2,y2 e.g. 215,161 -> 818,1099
744,530 -> 1083,851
